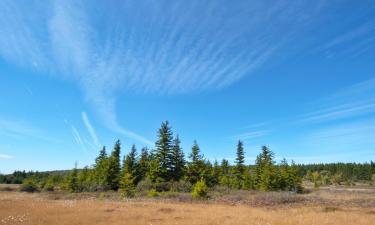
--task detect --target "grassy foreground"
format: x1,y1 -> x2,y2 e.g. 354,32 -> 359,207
1,184 -> 375,225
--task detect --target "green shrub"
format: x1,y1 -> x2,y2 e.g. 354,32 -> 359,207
147,189 -> 159,197
192,179 -> 208,199
43,178 -> 55,192
120,173 -> 136,198
136,178 -> 154,192
170,180 -> 193,192
20,178 -> 38,193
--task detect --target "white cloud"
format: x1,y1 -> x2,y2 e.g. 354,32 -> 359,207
71,125 -> 87,153
232,130 -> 270,141
0,117 -> 54,142
299,78 -> 375,124
0,154 -> 14,159
81,112 -> 99,147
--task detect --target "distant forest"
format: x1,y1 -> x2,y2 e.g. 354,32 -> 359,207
1,121 -> 374,195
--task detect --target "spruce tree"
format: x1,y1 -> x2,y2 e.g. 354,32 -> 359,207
155,121 -> 174,181
122,144 -> 138,185
234,140 -> 245,188
219,159 -> 231,187
186,141 -> 205,184
211,160 -> 221,186
108,140 -> 121,190
96,146 -> 107,165
67,163 -> 79,192
171,135 -> 185,181
138,147 -> 150,182
94,146 -> 110,189
255,146 -> 276,191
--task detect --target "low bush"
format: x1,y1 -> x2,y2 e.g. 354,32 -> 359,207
192,179 -> 208,199
170,180 -> 193,192
147,189 -> 159,197
20,178 -> 39,193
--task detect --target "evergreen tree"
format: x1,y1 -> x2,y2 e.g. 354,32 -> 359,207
148,157 -> 163,183
211,160 -> 221,186
171,135 -> 185,181
120,172 -> 135,197
67,163 -> 79,192
96,146 -> 107,165
138,147 -> 150,182
122,144 -> 138,185
155,121 -> 174,181
255,146 -> 277,191
219,159 -> 231,187
108,140 -> 121,190
186,141 -> 205,184
234,140 -> 245,188
94,146 -> 110,189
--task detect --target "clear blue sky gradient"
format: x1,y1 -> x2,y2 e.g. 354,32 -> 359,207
1,0 -> 375,173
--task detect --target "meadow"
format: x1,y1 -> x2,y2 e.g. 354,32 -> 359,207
1,184 -> 375,225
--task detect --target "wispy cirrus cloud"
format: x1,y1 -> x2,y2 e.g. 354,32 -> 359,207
0,154 -> 14,160
1,0 -> 372,145
0,117 -> 54,142
232,130 -> 270,141
301,119 -> 375,158
299,78 -> 375,124
81,112 -> 99,148
71,125 -> 87,153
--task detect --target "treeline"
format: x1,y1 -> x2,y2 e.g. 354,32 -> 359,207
1,121 -> 374,196
296,162 -> 375,187
59,121 -> 303,196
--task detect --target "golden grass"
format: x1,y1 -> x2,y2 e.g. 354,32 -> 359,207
1,190 -> 375,225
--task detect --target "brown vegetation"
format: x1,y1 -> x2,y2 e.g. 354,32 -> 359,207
1,185 -> 375,225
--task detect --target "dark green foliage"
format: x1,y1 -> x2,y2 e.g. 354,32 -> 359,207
65,164 -> 79,192
155,121 -> 174,181
186,141 -> 207,184
233,140 -> 245,188
170,135 -> 185,181
108,140 -> 122,190
122,144 -> 139,184
138,147 -> 150,182
20,177 -> 39,192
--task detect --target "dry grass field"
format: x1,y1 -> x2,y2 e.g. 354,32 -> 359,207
1,185 -> 375,225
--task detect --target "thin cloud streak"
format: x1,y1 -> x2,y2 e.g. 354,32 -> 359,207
71,125 -> 88,153
298,78 -> 375,124
0,117 -> 55,142
232,130 -> 270,141
0,154 -> 14,159
81,112 -> 99,147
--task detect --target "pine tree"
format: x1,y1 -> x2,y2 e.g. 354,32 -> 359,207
94,146 -> 110,189
148,157 -> 163,183
108,140 -> 121,190
234,140 -> 245,188
120,172 -> 135,197
155,121 -> 174,181
211,160 -> 221,186
219,159 -> 231,187
186,141 -> 205,184
67,163 -> 79,192
255,146 -> 276,191
122,144 -> 138,185
138,147 -> 150,182
171,135 -> 185,181
96,146 -> 107,165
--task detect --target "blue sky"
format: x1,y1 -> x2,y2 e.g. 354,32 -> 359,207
0,0 -> 375,173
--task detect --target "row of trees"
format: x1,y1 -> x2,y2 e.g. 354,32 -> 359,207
2,121 -> 374,195
61,121 -> 302,194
